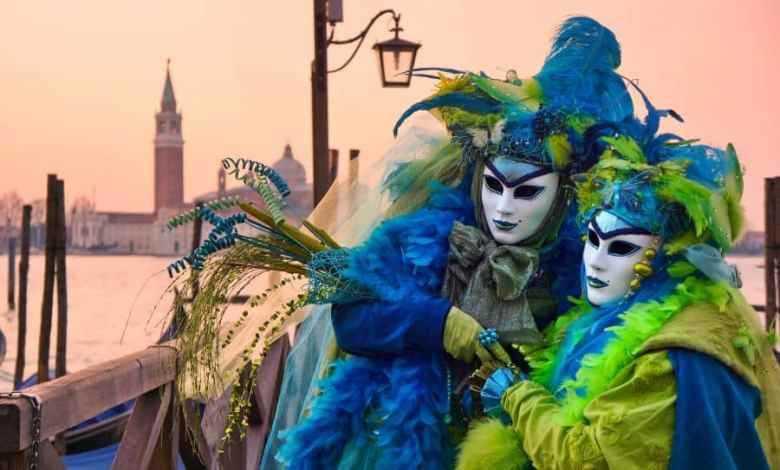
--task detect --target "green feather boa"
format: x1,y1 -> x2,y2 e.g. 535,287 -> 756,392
522,274 -> 732,425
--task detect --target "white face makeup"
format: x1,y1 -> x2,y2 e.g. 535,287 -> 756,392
583,216 -> 660,306
480,159 -> 560,245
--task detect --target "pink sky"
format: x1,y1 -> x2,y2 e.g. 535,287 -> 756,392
1,0 -> 778,229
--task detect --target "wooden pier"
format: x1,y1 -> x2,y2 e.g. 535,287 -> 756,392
0,336 -> 289,469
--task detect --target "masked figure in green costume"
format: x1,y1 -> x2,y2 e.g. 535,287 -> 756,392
457,116 -> 780,469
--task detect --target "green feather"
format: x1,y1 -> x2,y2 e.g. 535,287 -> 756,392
723,143 -> 746,245
600,135 -> 646,163
456,419 -> 528,470
545,134 -> 572,170
468,73 -> 540,112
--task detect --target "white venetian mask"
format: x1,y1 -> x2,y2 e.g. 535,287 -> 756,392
480,157 -> 560,245
583,211 -> 660,306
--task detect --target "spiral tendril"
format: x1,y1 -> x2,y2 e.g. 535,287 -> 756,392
222,157 -> 290,224
166,205 -> 248,277
222,157 -> 291,198
166,196 -> 242,230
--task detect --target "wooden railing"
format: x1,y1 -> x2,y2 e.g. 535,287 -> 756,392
0,338 -> 289,470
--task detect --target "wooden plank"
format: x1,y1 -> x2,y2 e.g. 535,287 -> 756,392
38,174 -> 57,384
179,401 -> 209,469
251,335 -> 290,465
54,179 -> 68,378
0,439 -> 64,470
0,450 -> 27,470
0,343 -> 177,452
148,388 -> 179,470
112,383 -> 172,470
201,384 -> 230,469
39,439 -> 65,470
14,205 -> 31,388
218,336 -> 290,469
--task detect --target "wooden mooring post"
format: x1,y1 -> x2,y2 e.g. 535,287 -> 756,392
54,178 -> 68,378
37,174 -> 58,384
7,237 -> 15,311
766,177 -> 780,332
13,205 -> 31,388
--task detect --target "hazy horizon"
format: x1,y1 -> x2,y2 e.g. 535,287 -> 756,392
2,1 -> 778,229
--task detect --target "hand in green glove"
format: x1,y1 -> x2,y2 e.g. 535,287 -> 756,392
443,306 -> 512,367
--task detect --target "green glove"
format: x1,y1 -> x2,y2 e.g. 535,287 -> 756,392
443,307 -> 512,366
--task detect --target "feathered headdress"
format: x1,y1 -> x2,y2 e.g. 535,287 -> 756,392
392,17 -> 633,176
576,132 -> 745,254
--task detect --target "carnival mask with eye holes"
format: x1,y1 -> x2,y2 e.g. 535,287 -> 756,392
480,157 -> 561,245
583,211 -> 661,306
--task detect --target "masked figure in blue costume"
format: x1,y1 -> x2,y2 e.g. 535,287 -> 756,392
268,17 -> 638,469
457,111 -> 780,469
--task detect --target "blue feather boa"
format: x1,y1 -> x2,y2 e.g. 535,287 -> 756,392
345,184 -> 475,302
277,186 -> 470,469
276,353 -> 453,470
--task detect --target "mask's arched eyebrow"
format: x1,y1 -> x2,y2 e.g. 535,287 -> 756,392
485,159 -> 553,187
591,215 -> 653,240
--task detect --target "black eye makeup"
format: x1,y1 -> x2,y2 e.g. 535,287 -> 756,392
588,228 -> 600,248
607,240 -> 641,256
484,175 -> 504,194
513,185 -> 545,200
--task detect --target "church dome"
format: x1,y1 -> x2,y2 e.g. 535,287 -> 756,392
272,144 -> 307,188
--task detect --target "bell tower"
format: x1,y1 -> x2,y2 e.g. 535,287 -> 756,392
154,60 -> 184,212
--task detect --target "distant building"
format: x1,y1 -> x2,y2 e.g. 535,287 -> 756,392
730,230 -> 765,256
70,65 -> 312,255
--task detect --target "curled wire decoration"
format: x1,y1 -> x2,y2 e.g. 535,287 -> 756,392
222,157 -> 290,224
167,257 -> 193,278
166,206 -> 247,278
166,196 -> 243,230
244,175 -> 286,224
222,157 -> 291,198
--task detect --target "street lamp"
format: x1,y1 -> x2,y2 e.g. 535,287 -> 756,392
311,3 -> 421,205
373,16 -> 421,88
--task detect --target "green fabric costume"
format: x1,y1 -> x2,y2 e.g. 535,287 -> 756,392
495,288 -> 780,469
457,284 -> 780,469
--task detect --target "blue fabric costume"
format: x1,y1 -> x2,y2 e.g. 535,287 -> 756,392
267,17 -> 638,469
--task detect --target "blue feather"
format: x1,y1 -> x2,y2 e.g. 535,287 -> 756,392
536,16 -> 632,122
393,93 -> 501,136
277,348 -> 453,469
621,76 -> 684,145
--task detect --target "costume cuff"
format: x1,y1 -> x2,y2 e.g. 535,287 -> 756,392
407,296 -> 450,353
501,380 -> 557,428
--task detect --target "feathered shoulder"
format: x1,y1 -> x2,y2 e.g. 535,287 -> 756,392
344,185 -> 474,301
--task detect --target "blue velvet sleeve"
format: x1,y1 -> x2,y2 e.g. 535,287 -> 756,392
669,348 -> 769,470
330,186 -> 472,358
331,294 -> 450,357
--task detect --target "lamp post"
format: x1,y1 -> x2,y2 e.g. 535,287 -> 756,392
311,2 -> 421,206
